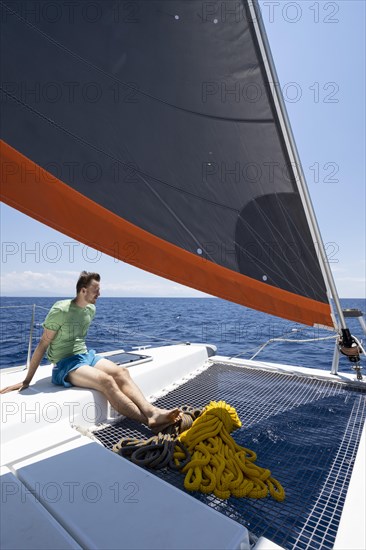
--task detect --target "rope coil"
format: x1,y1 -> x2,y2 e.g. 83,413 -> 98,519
175,401 -> 285,501
113,401 -> 285,502
112,406 -> 201,470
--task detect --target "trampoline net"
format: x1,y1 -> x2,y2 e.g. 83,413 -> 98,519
93,362 -> 366,550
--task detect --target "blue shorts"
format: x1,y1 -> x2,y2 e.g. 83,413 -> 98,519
51,349 -> 104,387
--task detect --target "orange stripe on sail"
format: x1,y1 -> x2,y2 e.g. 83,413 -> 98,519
0,139 -> 333,327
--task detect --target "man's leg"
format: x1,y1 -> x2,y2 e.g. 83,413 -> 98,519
67,362 -> 181,430
93,358 -> 181,429
67,365 -> 148,424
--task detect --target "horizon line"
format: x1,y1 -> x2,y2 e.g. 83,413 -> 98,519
1,295 -> 365,300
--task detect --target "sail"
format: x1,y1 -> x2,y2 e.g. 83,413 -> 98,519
0,0 -> 334,327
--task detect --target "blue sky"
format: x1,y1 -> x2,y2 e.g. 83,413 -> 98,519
1,0 -> 365,298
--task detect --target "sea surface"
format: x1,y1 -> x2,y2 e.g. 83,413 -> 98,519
0,297 -> 365,372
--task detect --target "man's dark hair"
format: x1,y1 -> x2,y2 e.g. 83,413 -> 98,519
76,271 -> 100,294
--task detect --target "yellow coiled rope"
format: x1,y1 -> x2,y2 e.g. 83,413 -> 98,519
174,400 -> 285,501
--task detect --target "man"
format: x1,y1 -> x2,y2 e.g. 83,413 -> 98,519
0,271 -> 181,432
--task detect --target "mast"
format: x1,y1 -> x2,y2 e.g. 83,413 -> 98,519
248,0 -> 346,331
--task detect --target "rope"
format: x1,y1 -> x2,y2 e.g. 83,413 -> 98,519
227,327 -> 336,361
113,433 -> 190,470
248,334 -> 337,360
113,402 -> 285,502
174,401 -> 285,502
112,406 -> 201,470
0,304 -> 50,310
0,305 -> 36,309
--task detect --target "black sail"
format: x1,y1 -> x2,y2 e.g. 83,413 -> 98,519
0,0 -> 333,327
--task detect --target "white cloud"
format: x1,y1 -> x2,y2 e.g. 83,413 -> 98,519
0,270 -> 78,294
95,280 -> 208,297
2,270 -> 363,299
0,271 -> 209,297
333,276 -> 366,299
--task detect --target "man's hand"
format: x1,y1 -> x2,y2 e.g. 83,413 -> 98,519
0,381 -> 30,394
0,328 -> 56,395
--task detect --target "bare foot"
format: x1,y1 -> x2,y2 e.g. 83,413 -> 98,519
147,407 -> 181,432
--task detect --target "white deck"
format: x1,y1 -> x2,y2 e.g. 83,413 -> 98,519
10,439 -> 248,550
0,465 -> 81,550
1,344 -> 365,550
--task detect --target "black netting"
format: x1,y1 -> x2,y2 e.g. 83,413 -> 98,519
93,363 -> 366,549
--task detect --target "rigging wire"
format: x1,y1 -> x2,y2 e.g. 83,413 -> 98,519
228,327 -> 339,361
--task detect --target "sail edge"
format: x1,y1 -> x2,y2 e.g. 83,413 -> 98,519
1,139 -> 334,328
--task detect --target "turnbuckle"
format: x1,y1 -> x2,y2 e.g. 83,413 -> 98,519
352,364 -> 363,381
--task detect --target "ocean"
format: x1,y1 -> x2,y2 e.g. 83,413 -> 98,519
0,297 -> 364,372
1,296 -> 365,550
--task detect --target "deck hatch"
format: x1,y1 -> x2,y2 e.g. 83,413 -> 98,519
93,363 -> 366,550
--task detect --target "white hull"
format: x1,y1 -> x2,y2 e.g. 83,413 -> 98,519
1,344 -> 365,550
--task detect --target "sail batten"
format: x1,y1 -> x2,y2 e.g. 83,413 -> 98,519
0,0 -> 335,328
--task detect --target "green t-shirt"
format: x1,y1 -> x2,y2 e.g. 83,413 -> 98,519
42,299 -> 96,363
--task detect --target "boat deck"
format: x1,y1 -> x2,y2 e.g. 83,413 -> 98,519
94,361 -> 366,550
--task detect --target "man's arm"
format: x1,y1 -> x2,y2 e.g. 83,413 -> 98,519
0,328 -> 57,393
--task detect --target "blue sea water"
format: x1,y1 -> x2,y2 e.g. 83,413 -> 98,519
0,297 -> 365,372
